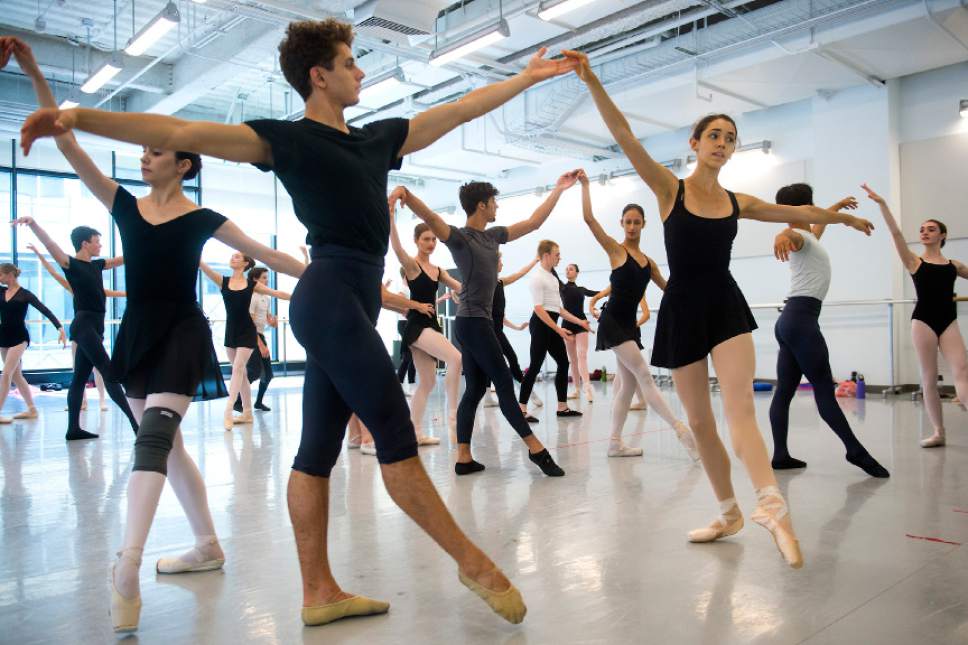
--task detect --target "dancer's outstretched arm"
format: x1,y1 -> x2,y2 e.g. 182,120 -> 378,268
577,169 -> 626,266
13,216 -> 70,267
103,256 -> 125,270
24,243 -> 70,291
389,209 -> 421,279
7,38 -> 119,209
213,221 -> 305,279
106,289 -> 126,298
563,50 -> 679,208
812,197 -> 858,241
739,192 -> 872,232
398,48 -> 576,156
506,170 -> 580,242
501,257 -> 539,286
254,283 -> 291,301
589,285 -> 610,319
198,261 -> 223,286
773,228 -> 804,262
439,268 -> 462,294
392,187 -> 451,242
504,318 -> 527,331
382,286 -> 434,317
860,183 -> 919,273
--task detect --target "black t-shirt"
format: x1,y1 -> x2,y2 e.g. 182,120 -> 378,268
63,256 -> 107,313
244,117 -> 409,257
111,187 -> 227,303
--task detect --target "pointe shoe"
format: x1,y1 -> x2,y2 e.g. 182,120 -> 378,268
233,412 -> 254,425
13,408 -> 38,420
584,384 -> 594,402
529,391 -> 543,408
688,508 -> 744,543
458,570 -> 526,624
156,540 -> 225,574
567,389 -> 579,400
301,595 -> 390,626
673,421 -> 701,462
111,550 -> 142,633
0,416 -> 12,424
751,489 -> 803,569
920,432 -> 946,448
416,434 -> 441,446
608,441 -> 643,458
223,414 -> 234,431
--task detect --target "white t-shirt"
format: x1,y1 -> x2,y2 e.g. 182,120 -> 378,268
249,293 -> 271,332
788,230 -> 831,300
529,266 -> 561,314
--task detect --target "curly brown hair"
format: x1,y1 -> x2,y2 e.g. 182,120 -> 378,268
279,19 -> 355,100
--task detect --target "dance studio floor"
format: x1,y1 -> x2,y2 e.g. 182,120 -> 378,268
1,376 -> 965,644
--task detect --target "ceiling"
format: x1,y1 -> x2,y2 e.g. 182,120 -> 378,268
0,0 -> 966,182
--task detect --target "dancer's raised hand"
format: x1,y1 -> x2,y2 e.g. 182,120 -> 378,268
21,107 -> 76,155
860,183 -> 885,205
388,185 -> 409,216
846,215 -> 874,235
561,49 -> 591,81
555,169 -> 581,190
524,47 -> 578,82
774,232 -> 796,262
830,196 -> 858,211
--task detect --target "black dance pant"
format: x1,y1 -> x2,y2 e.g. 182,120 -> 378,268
454,316 -> 534,445
243,332 -> 274,403
768,297 -> 864,457
289,246 -> 418,476
518,312 -> 569,404
67,312 -> 138,433
396,321 -> 416,384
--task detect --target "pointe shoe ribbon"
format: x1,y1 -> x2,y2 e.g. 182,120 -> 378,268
458,570 -> 526,624
751,491 -> 803,569
111,549 -> 143,633
301,595 -> 390,626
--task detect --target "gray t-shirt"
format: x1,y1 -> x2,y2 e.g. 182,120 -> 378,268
444,225 -> 508,319
788,230 -> 831,301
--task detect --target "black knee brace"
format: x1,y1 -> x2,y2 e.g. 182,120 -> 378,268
133,407 -> 182,475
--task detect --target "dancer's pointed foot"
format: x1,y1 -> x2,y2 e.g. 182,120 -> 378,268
919,432 -> 946,448
673,421 -> 700,462
846,449 -> 890,478
607,440 -> 642,458
458,569 -> 526,624
688,501 -> 744,543
772,455 -> 808,470
66,428 -> 99,441
111,548 -> 142,633
528,448 -> 564,476
223,413 -> 234,431
583,383 -> 594,402
301,594 -> 390,626
156,537 -> 225,574
13,407 -> 37,420
751,487 -> 803,569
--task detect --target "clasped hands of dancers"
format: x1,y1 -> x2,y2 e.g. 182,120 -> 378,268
2,20 -> 964,635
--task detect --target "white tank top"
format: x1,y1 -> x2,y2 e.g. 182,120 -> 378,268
529,266 -> 561,314
788,230 -> 831,301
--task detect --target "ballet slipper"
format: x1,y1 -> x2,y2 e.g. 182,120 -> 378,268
416,434 -> 441,446
13,407 -> 37,420
111,549 -> 142,633
301,595 -> 390,626
673,421 -> 701,462
688,505 -> 744,543
751,488 -> 803,569
458,570 -> 526,624
156,539 -> 225,574
919,431 -> 946,448
607,441 -> 642,458
222,413 -> 234,431
567,390 -> 579,400
583,384 -> 594,402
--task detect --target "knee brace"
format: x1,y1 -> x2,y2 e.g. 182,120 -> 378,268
133,407 -> 182,475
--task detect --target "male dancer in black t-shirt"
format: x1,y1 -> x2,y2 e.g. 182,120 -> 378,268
21,18 -> 578,627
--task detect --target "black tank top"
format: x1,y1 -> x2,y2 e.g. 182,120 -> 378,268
407,264 -> 439,306
664,179 -> 740,288
605,253 -> 651,324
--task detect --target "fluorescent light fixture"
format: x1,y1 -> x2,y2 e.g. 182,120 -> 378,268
59,99 -> 80,109
538,0 -> 596,21
359,70 -> 403,106
686,140 -> 772,170
80,54 -> 123,94
961,99 -> 968,118
125,1 -> 180,57
430,19 -> 510,67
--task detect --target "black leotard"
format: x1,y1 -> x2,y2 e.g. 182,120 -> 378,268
402,264 -> 441,347
0,286 -> 61,347
911,259 -> 957,337
559,281 -> 598,334
596,253 -> 650,351
110,186 -> 228,400
651,179 -> 757,369
221,275 -> 258,349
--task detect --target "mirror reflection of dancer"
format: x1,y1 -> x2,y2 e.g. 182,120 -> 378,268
769,184 -> 889,477
389,214 -> 463,444
392,175 -> 578,477
28,242 -> 125,413
200,256 -> 290,430
577,170 -> 698,460
863,183 -> 968,448
14,219 -> 139,440
567,49 -> 874,569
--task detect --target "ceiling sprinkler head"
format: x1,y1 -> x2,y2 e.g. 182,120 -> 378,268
35,16 -> 47,32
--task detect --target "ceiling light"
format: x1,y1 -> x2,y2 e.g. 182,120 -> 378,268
430,19 -> 510,67
59,88 -> 81,109
359,70 -> 403,106
961,99 -> 968,118
538,0 -> 597,21
125,1 -> 180,57
80,54 -> 123,94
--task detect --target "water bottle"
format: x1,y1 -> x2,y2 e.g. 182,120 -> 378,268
856,374 -> 866,399
601,366 -> 608,383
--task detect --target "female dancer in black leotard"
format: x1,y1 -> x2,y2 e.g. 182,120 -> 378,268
15,219 -> 139,440
28,242 -> 125,413
863,183 -> 968,448
390,216 -> 463,444
201,255 -> 290,430
559,264 -> 599,403
0,263 -> 66,424
12,35 -> 304,631
568,49 -> 874,568
577,170 -> 698,459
